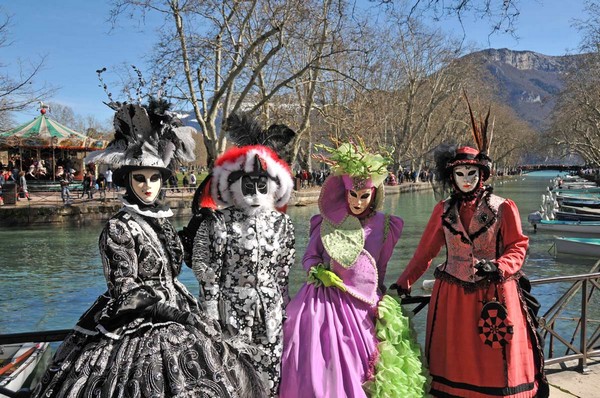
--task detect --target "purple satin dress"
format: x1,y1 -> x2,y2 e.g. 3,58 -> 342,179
280,212 -> 403,398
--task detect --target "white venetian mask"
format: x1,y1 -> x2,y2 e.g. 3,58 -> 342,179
453,165 -> 480,193
347,187 -> 374,215
130,168 -> 162,204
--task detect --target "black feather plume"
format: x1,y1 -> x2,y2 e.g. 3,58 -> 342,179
434,143 -> 457,190
226,112 -> 296,161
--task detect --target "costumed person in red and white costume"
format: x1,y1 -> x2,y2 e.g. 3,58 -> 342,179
33,100 -> 265,398
189,113 -> 296,397
392,100 -> 548,398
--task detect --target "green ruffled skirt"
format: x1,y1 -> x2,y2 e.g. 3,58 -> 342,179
364,295 -> 431,397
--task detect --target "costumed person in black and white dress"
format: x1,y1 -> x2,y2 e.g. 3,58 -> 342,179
185,113 -> 296,397
33,100 -> 265,398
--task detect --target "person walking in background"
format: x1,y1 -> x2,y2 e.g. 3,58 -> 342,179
392,100 -> 548,398
0,169 -> 5,205
17,170 -> 31,201
105,167 -> 113,191
96,172 -> 106,201
59,168 -> 72,204
81,170 -> 94,199
280,142 -> 428,398
188,170 -> 197,192
182,172 -> 189,192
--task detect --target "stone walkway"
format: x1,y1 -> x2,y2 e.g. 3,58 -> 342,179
546,360 -> 600,397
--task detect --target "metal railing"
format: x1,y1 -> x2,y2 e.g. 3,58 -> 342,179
1,264 -> 599,397
399,261 -> 600,372
0,186 -> 196,205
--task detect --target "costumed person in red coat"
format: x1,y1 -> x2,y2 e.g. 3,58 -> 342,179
185,113 -> 296,397
392,100 -> 548,398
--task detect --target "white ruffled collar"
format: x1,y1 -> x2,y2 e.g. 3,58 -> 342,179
121,198 -> 174,218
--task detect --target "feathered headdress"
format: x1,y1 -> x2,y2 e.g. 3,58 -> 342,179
85,98 -> 196,185
313,139 -> 392,223
313,139 -> 392,188
209,113 -> 295,209
444,93 -> 494,181
225,112 -> 296,162
465,93 -> 494,157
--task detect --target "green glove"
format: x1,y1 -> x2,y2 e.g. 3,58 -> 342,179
308,264 -> 347,292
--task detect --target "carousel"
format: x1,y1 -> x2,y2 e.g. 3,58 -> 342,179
0,105 -> 108,181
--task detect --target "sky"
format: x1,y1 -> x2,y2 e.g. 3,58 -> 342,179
1,0 -> 589,129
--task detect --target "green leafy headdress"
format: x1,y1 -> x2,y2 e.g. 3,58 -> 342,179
314,140 -> 392,189
314,140 -> 392,224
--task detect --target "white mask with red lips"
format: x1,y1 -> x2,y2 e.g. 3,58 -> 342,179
452,165 -> 480,194
130,168 -> 162,204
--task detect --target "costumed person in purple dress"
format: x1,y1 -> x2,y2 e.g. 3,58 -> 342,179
280,141 -> 428,398
33,100 -> 264,398
188,114 -> 296,397
392,100 -> 548,398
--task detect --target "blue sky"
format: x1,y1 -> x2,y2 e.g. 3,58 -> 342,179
1,0 -> 588,128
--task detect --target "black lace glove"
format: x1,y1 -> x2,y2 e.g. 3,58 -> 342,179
389,283 -> 411,297
475,259 -> 501,281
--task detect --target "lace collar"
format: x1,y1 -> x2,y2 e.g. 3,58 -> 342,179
121,198 -> 174,218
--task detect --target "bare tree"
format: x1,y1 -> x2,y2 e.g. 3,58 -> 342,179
109,0 -> 359,167
373,0 -> 523,41
549,53 -> 600,165
0,11 -> 55,130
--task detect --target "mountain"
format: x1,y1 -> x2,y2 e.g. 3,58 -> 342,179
463,48 -> 587,131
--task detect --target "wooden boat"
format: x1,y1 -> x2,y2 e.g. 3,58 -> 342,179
0,342 -> 49,397
555,236 -> 600,257
558,181 -> 598,190
560,198 -> 600,208
555,211 -> 600,222
531,219 -> 600,234
555,187 -> 600,194
560,204 -> 600,215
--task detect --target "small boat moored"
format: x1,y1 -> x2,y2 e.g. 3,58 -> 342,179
530,219 -> 600,235
0,342 -> 49,398
554,236 -> 600,257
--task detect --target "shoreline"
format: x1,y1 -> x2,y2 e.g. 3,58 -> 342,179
0,182 -> 433,227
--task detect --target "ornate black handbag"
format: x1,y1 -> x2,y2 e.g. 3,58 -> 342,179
478,283 -> 513,349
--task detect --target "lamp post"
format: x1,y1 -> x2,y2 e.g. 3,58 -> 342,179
51,137 -> 58,181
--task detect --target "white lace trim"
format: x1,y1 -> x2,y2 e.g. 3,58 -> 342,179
121,199 -> 173,218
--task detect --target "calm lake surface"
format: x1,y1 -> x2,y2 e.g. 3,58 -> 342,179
1,171 -> 598,342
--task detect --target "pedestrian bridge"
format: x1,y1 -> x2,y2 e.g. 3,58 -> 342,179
519,164 -> 583,173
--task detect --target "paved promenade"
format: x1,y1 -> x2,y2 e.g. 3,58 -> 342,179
546,360 -> 600,397
4,178 -> 598,397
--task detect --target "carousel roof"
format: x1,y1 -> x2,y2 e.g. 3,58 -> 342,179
0,112 -> 108,150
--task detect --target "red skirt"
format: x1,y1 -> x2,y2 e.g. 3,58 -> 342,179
426,277 -> 538,397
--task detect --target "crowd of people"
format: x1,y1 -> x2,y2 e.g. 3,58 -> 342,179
0,97 -> 548,398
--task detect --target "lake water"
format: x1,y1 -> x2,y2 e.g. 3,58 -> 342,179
1,171 -> 598,344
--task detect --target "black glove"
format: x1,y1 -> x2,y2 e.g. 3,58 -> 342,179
474,259 -> 500,280
389,283 -> 411,297
179,208 -> 218,267
149,302 -> 196,326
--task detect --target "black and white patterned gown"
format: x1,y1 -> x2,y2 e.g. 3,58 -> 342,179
192,207 -> 295,397
33,206 -> 265,398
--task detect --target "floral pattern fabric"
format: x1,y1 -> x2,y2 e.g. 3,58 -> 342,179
192,207 -> 295,397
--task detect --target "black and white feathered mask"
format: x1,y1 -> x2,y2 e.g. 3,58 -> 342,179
210,113 -> 295,214
212,145 -> 294,214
